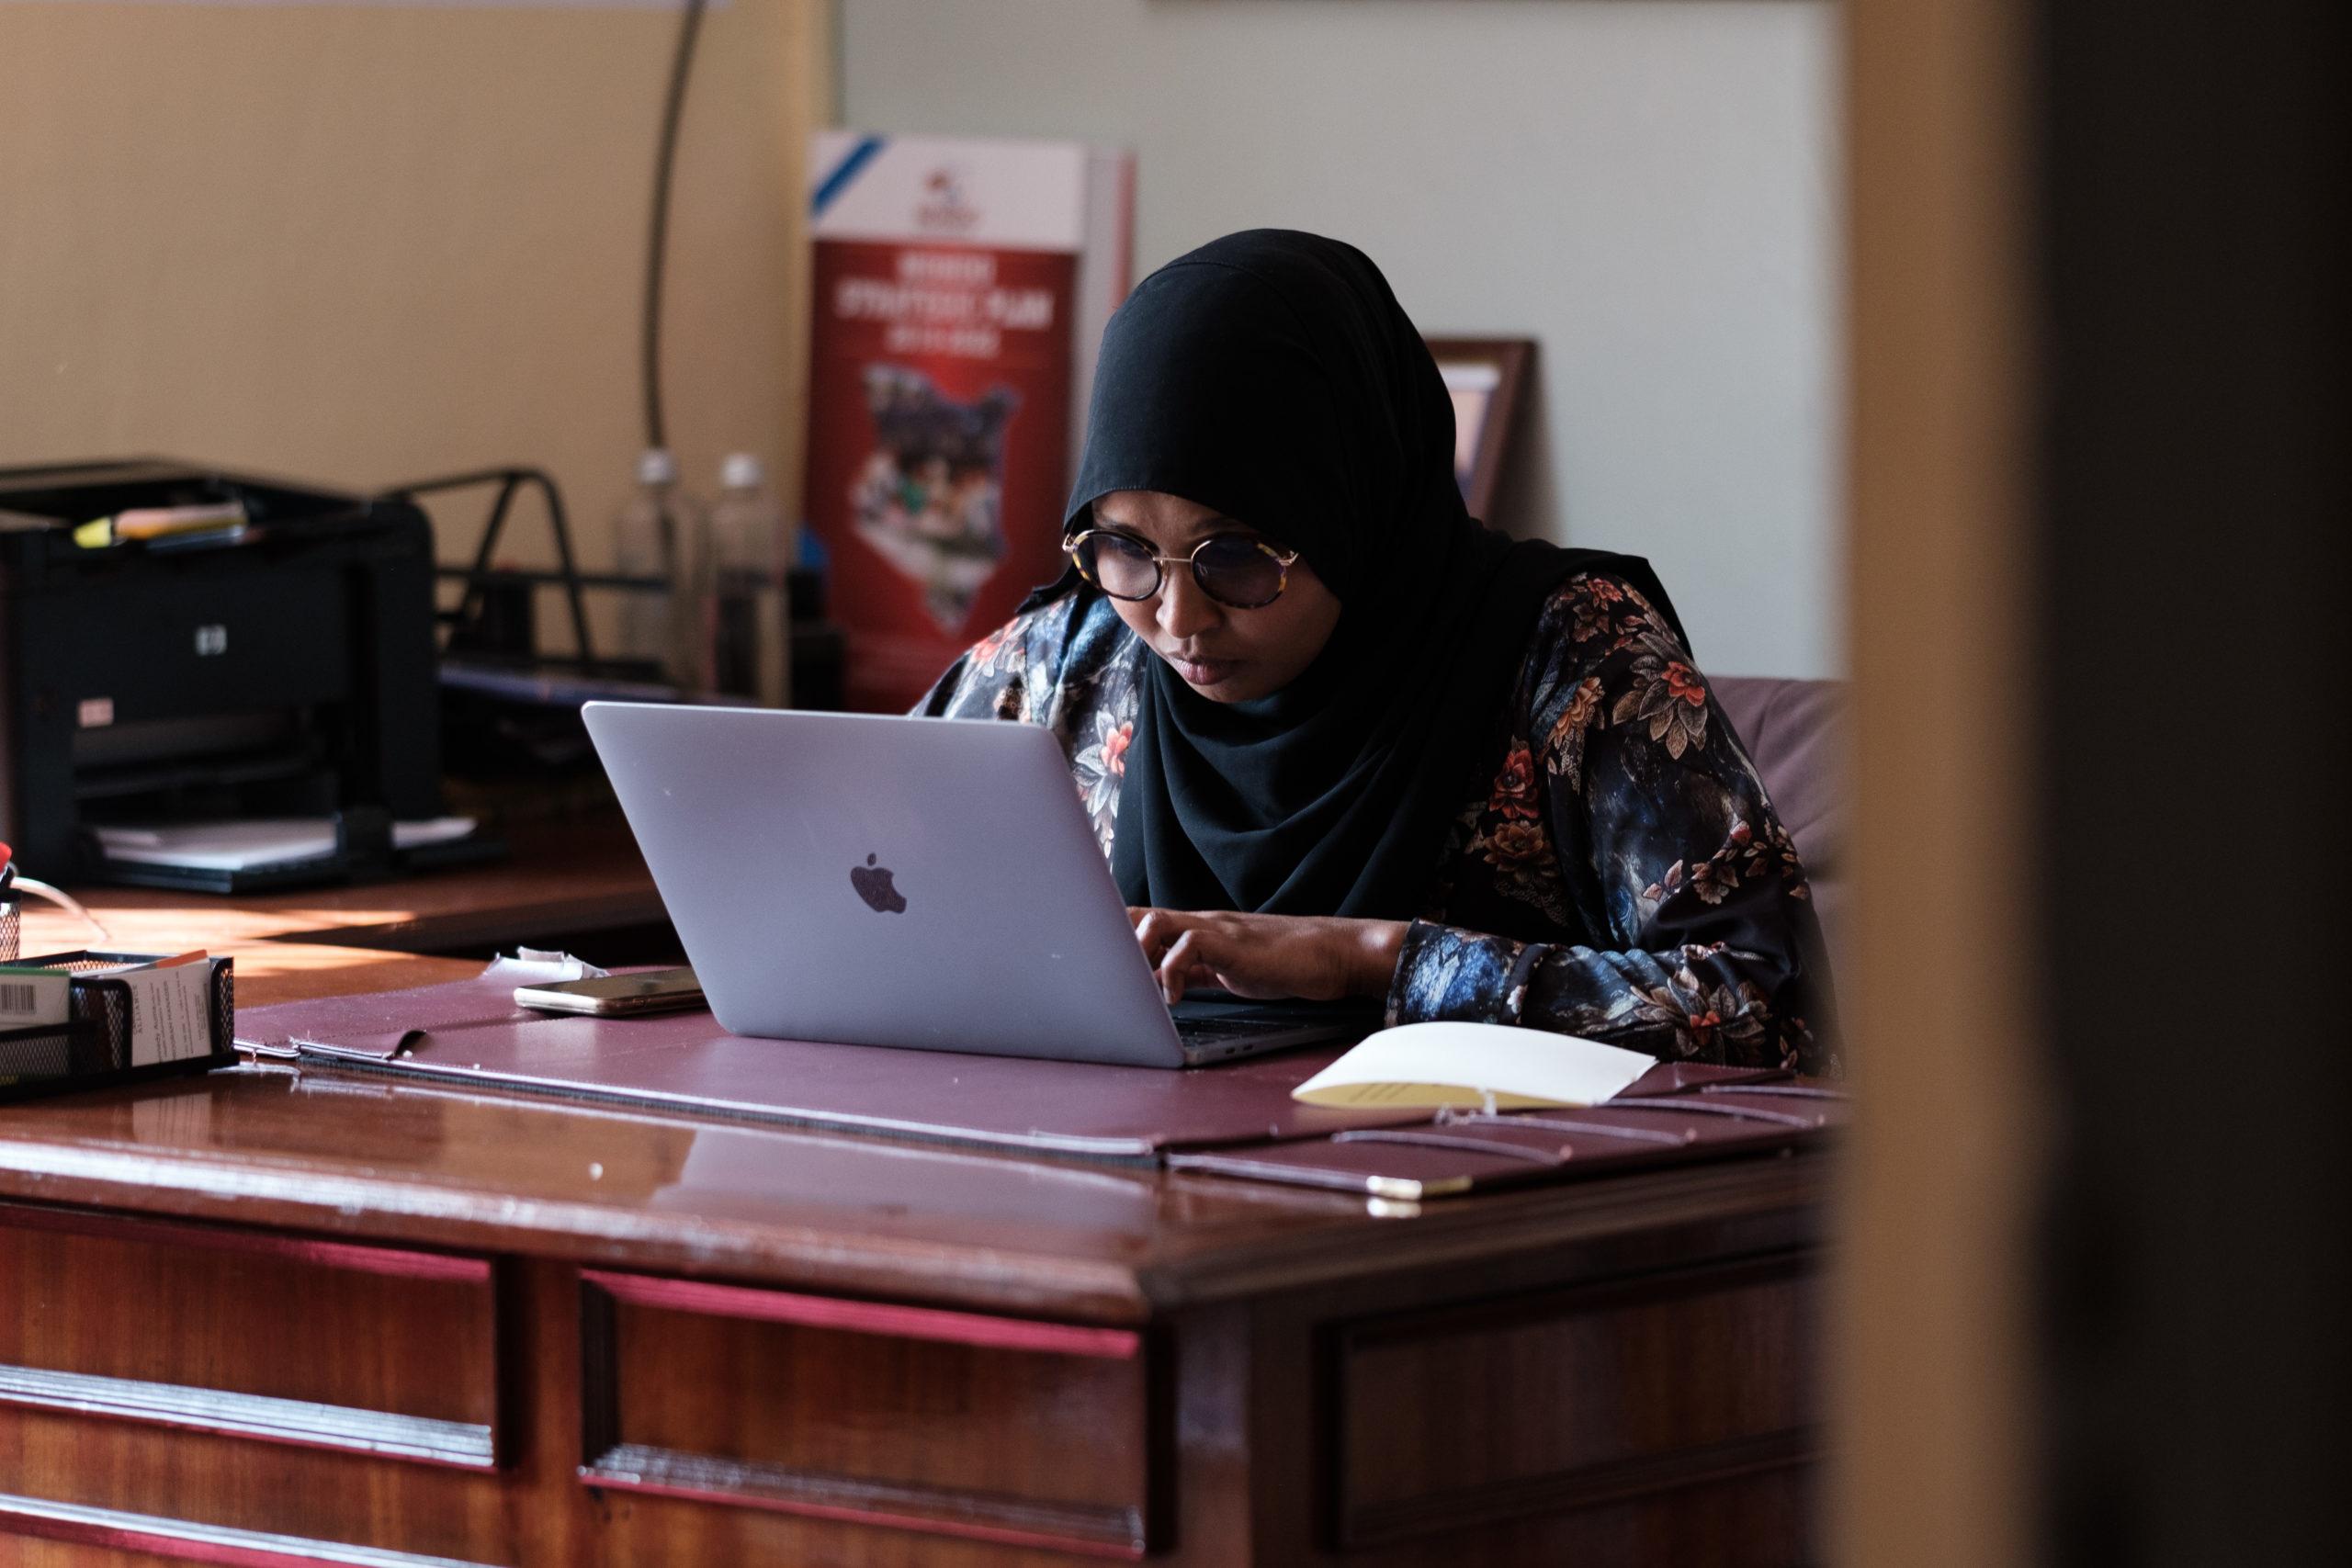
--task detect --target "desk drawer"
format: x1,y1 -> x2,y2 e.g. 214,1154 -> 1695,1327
0,1201 -> 500,1470
577,1270 -> 1159,1559
1332,1252 -> 1821,1548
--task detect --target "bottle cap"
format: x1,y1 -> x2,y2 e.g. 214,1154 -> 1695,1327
721,453 -> 765,491
636,448 -> 678,487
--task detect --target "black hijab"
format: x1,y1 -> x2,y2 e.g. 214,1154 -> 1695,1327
1033,231 -> 1686,919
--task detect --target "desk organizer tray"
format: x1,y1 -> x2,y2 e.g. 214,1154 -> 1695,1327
0,950 -> 237,1104
239,973 -> 1842,1190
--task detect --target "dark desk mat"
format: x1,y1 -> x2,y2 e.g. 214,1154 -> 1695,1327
237,975 -> 1418,1160
238,976 -> 1844,1185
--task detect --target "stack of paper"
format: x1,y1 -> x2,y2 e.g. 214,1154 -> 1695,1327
90,817 -> 476,874
84,953 -> 216,1066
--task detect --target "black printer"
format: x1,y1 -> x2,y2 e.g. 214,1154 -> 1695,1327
0,459 -> 492,891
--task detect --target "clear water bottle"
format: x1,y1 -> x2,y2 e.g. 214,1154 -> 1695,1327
707,453 -> 791,705
612,449 -> 708,686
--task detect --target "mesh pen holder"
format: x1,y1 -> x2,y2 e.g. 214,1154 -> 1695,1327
0,949 -> 236,1104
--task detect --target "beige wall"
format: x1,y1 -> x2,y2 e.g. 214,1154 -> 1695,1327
0,0 -> 828,654
839,0 -> 1843,680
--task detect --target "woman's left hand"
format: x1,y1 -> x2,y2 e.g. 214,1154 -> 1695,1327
1127,908 -> 1408,1005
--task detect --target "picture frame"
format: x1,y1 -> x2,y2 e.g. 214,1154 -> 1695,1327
1424,336 -> 1534,522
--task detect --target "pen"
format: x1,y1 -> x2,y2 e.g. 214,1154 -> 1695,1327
72,502 -> 247,549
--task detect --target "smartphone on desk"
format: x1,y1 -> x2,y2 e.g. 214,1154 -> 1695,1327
514,967 -> 703,1017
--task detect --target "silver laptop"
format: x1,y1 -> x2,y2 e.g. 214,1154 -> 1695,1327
580,702 -> 1366,1068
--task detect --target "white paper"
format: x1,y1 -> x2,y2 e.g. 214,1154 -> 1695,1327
105,963 -> 216,1066
480,948 -> 610,986
91,817 -> 477,874
1291,1021 -> 1656,1111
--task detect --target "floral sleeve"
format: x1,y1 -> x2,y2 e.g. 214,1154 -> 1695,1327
1388,575 -> 1837,1076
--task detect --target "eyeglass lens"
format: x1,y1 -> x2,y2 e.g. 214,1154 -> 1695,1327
1074,533 -> 1287,609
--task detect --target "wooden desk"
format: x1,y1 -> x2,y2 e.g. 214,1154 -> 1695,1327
11,819 -> 673,1002
0,825 -> 1828,1566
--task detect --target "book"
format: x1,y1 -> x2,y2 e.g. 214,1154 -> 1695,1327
1291,1021 -> 1657,1111
0,966 -> 71,1032
804,130 -> 1136,711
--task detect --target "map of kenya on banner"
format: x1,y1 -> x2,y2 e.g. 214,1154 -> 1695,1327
804,132 -> 1134,712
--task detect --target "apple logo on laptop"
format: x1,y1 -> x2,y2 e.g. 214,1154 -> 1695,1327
850,853 -> 907,913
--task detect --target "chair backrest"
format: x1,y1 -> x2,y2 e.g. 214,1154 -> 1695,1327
1710,675 -> 1849,983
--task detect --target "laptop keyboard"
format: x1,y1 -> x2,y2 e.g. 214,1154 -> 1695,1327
1167,997 -> 1379,1061
1172,1013 -> 1289,1045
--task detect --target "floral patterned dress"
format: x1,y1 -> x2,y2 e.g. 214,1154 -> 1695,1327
918,573 -> 1837,1076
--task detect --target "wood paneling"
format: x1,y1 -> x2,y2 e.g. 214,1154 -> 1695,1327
0,1409 -> 517,1566
579,1271 -> 1159,1558
0,1491 -> 502,1568
0,1203 -> 498,1468
0,1148 -> 1829,1567
1333,1253 -> 1819,1548
1840,0 -> 2036,1566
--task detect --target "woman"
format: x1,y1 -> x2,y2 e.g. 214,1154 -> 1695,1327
921,231 -> 1835,1076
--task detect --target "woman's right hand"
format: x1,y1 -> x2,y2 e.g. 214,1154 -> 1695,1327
1127,907 -> 1407,1006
